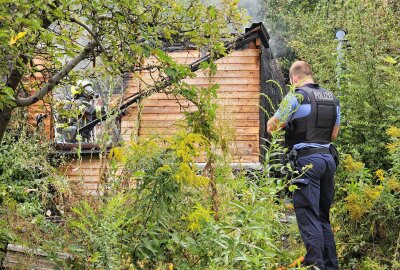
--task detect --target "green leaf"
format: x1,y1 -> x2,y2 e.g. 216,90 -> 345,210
384,56 -> 397,65
199,61 -> 209,70
288,184 -> 298,192
154,49 -> 171,63
9,31 -> 27,45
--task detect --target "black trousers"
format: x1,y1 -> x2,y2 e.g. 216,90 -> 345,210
292,153 -> 338,270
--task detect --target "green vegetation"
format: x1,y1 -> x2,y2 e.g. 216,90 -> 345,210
0,118 -> 306,269
61,131 -> 302,269
0,125 -> 69,264
1,0 -> 399,269
262,0 -> 400,268
263,0 -> 400,170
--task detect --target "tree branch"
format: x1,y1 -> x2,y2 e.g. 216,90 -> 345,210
15,41 -> 98,107
70,16 -> 111,61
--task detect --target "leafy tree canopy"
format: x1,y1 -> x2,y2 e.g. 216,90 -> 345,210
262,0 -> 400,169
0,0 -> 246,141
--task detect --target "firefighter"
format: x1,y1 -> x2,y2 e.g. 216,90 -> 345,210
70,80 -> 96,141
55,80 -> 103,143
267,61 -> 340,270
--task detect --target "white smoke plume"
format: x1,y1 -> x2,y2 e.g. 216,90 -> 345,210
239,0 -> 264,24
203,0 -> 292,60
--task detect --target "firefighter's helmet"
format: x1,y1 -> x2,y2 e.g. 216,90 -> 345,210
71,80 -> 94,98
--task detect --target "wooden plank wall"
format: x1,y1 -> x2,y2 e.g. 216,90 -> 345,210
24,75 -> 53,138
121,48 -> 260,162
61,47 -> 262,195
120,73 -> 140,141
61,156 -> 105,196
27,99 -> 52,138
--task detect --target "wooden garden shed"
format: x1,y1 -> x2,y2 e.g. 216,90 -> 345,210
47,22 -> 285,195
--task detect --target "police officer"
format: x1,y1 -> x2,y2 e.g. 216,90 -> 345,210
267,61 -> 340,270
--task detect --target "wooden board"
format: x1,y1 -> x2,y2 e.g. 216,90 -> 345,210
138,105 -> 258,114
138,112 -> 259,121
166,49 -> 259,58
122,119 -> 259,128
183,77 -> 259,85
146,91 -> 260,100
189,70 -> 260,78
136,74 -> 260,86
122,82 -> 261,97
61,156 -> 106,195
3,244 -> 72,270
130,98 -> 259,108
137,69 -> 260,77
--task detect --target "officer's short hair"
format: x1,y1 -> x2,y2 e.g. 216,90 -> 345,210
289,61 -> 313,79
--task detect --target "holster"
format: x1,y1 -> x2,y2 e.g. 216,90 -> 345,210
329,144 -> 340,166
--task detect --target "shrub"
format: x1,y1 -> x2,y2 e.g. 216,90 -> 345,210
57,130 -> 305,269
333,126 -> 400,268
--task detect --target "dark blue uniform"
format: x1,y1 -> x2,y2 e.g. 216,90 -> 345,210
275,83 -> 340,269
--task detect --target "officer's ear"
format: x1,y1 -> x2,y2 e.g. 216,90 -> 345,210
290,75 -> 301,87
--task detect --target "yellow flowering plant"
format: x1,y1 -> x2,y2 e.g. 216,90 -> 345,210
183,203 -> 214,231
332,127 -> 400,268
387,126 -> 400,175
374,169 -> 385,182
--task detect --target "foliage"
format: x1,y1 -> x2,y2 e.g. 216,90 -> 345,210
0,84 -> 16,110
48,130 -> 305,269
0,124 -> 69,264
262,0 -> 400,170
66,195 -> 131,269
63,132 -> 211,269
332,127 -> 400,269
262,2 -> 400,267
0,127 -> 68,216
3,1 -> 399,269
0,0 -> 247,142
386,126 -> 400,175
181,83 -> 221,144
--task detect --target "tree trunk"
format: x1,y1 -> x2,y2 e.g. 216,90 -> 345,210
0,107 -> 12,143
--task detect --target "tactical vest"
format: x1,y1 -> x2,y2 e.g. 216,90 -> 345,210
285,85 -> 339,148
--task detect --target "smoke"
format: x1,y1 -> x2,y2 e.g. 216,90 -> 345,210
238,0 -> 293,61
238,0 -> 264,24
202,0 -> 263,25
199,0 -> 293,60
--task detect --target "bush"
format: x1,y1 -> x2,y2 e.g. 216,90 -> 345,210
0,127 -> 69,258
57,131 -> 305,269
332,126 -> 400,268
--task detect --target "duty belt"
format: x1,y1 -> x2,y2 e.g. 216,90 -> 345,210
289,147 -> 331,159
